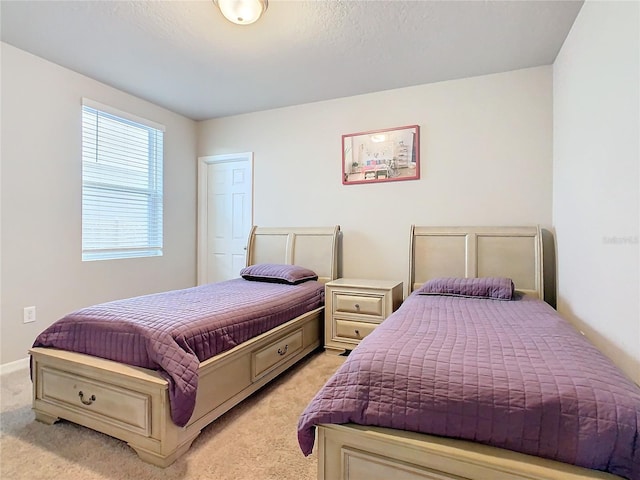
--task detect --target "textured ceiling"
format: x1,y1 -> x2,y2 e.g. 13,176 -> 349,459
0,0 -> 583,121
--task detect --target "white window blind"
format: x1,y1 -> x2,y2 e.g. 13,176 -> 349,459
81,100 -> 164,261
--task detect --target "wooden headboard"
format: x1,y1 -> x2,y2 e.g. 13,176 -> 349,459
246,226 -> 341,284
409,225 -> 544,299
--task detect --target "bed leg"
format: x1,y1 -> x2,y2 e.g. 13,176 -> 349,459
34,411 -> 60,425
128,430 -> 201,468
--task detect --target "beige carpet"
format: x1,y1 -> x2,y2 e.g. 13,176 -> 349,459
0,351 -> 344,480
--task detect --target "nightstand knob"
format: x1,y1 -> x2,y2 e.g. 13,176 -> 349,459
354,303 -> 360,311
355,329 -> 360,337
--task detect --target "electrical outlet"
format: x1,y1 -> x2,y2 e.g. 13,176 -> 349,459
23,306 -> 36,324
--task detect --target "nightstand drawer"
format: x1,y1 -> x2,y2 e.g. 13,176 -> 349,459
325,279 -> 403,355
333,293 -> 383,317
335,319 -> 377,341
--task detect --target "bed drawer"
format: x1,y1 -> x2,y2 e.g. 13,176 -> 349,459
334,319 -> 378,342
333,293 -> 383,317
252,329 -> 303,381
39,366 -> 151,436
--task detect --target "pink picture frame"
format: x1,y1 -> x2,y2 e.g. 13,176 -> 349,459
342,125 -> 420,185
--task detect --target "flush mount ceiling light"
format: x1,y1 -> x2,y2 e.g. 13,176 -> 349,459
214,0 -> 268,25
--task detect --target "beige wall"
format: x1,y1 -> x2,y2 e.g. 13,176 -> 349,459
0,43 -> 198,365
553,0 -> 640,383
198,66 -> 553,293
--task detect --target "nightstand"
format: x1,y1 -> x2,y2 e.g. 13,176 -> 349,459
324,278 -> 403,354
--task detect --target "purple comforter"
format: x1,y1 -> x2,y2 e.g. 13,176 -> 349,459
34,278 -> 324,427
298,293 -> 640,480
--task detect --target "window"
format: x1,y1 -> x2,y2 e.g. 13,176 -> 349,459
81,99 -> 164,261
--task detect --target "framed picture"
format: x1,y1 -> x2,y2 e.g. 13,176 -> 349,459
342,125 -> 420,185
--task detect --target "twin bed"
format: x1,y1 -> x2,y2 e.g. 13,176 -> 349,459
30,225 -> 340,467
299,226 -> 640,480
30,224 -> 640,480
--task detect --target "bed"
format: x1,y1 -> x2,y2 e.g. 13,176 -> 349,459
30,225 -> 340,467
298,225 -> 640,480
362,161 -> 390,180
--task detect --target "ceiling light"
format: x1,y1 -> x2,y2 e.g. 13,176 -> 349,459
214,0 -> 268,25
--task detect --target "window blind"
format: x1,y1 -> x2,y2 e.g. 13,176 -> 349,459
81,100 -> 164,261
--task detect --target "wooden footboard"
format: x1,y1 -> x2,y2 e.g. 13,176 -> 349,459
317,424 -> 624,480
30,307 -> 323,467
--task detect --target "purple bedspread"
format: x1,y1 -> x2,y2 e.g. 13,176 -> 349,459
298,293 -> 640,480
34,278 -> 324,427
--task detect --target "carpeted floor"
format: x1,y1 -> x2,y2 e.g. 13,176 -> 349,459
0,351 -> 344,480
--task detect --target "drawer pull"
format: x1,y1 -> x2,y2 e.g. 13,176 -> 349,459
354,329 -> 360,337
354,303 -> 360,311
277,345 -> 288,356
78,391 -> 96,406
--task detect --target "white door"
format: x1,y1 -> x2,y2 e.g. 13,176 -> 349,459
197,153 -> 253,285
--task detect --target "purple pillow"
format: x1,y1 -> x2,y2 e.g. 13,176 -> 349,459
416,277 -> 514,300
240,263 -> 318,285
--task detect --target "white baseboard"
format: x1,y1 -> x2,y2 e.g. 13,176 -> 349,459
0,357 -> 29,375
